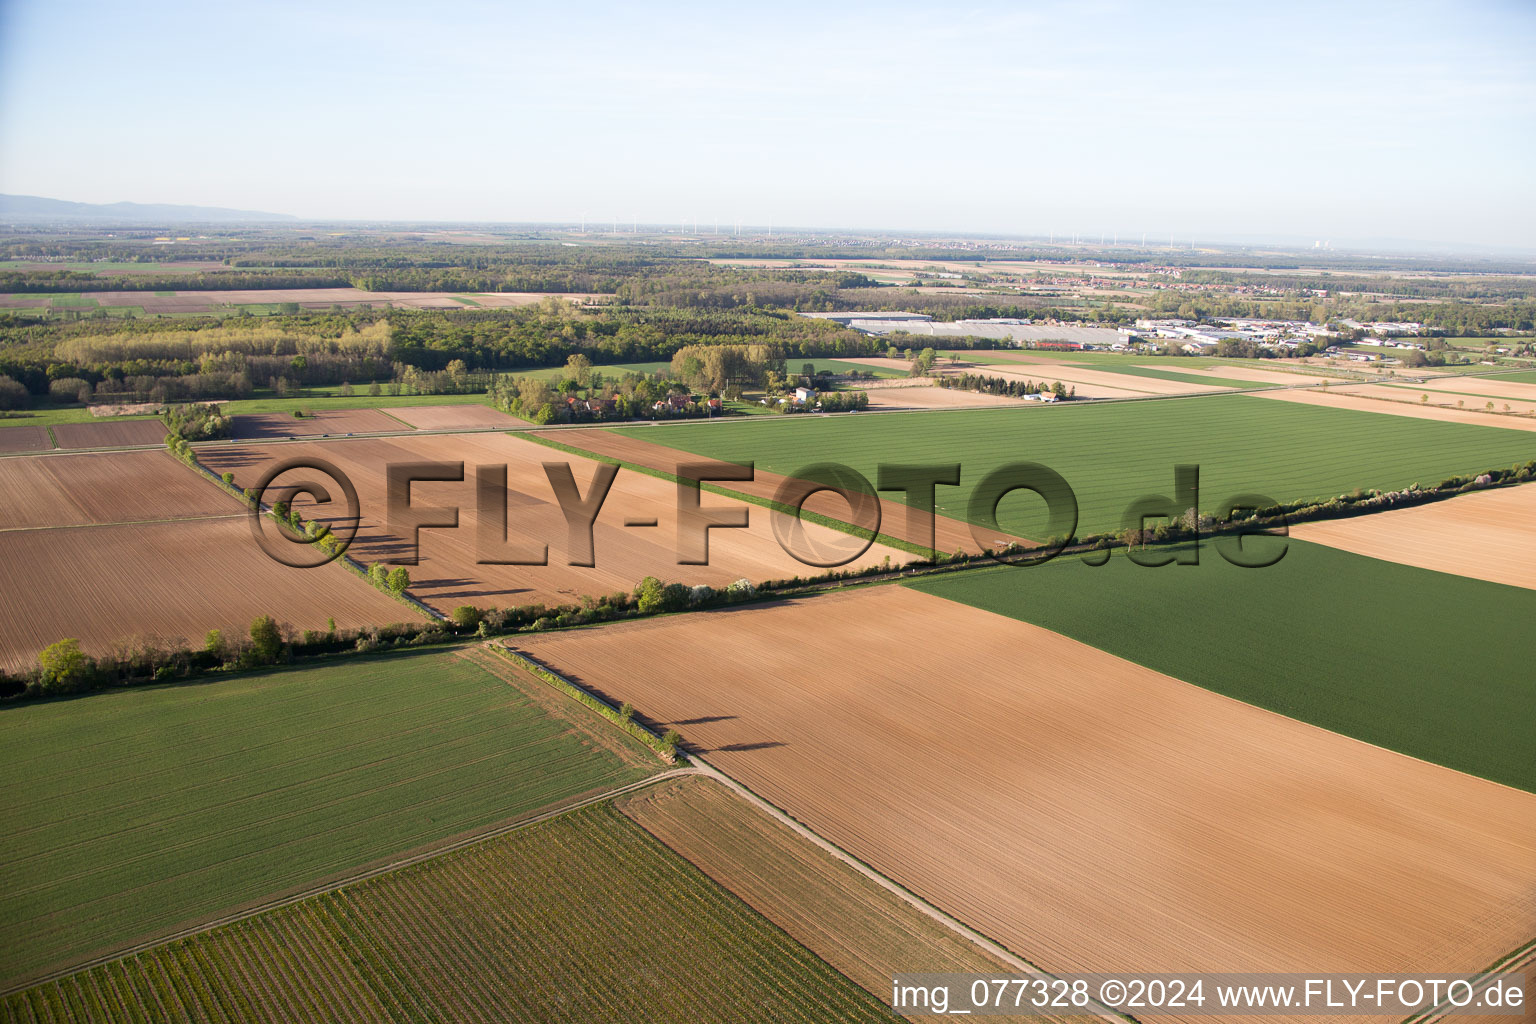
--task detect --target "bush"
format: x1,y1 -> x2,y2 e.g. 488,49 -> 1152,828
635,576 -> 691,613
0,375 -> 29,410
386,567 -> 411,595
221,471 -> 235,486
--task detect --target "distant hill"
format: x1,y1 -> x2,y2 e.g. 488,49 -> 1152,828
0,194 -> 296,223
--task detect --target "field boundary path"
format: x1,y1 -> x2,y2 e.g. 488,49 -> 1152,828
495,639 -> 1130,1022
0,770 -> 694,999
683,757 -> 1130,1022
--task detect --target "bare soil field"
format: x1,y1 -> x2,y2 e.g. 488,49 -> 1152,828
50,418 -> 168,449
229,408 -> 409,439
77,288 -> 599,314
517,586 -> 1536,1024
544,428 -> 1030,554
1417,376 -> 1536,404
977,363 -> 1224,395
0,517 -> 412,672
198,431 -> 912,614
619,776 -> 1092,1024
385,404 -> 523,430
0,425 -> 51,453
967,365 -> 1151,398
0,450 -> 238,530
1346,383 -> 1536,417
1249,388 -> 1536,432
860,385 -> 1025,411
1293,484 -> 1536,591
90,403 -> 161,417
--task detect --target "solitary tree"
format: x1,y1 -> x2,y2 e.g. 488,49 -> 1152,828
386,567 -> 412,595
564,353 -> 593,387
249,615 -> 282,664
38,638 -> 92,695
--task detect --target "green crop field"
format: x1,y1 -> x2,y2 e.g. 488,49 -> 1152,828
816,358 -> 905,378
0,407 -> 162,427
0,648 -> 657,988
1495,370 -> 1536,384
214,391 -> 498,415
612,395 -> 1536,541
907,539 -> 1535,791
1,802 -> 889,1023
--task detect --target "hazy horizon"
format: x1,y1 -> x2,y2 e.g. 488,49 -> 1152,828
2,0 -> 1533,251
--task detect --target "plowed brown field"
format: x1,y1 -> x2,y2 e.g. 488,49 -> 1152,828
0,450 -> 239,529
197,432 -> 911,614
517,587 -> 1536,1024
1293,484 -> 1536,590
77,288 -> 599,314
50,418 -> 168,449
0,517 -> 412,672
539,428 -> 1030,555
861,385 -> 1027,410
230,408 -> 408,440
385,404 -> 523,430
0,425 -> 51,453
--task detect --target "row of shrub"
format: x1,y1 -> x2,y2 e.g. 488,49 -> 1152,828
0,576 -> 763,703
17,450 -> 1530,706
485,645 -> 685,763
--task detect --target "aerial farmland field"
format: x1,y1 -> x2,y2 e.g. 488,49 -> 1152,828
1290,483 -> 1536,590
49,418 -> 168,449
0,801 -> 893,1023
909,538 -> 1536,791
608,396 -> 1536,540
514,585 -> 1536,1022
618,776 -> 1092,1024
0,449 -> 231,529
2,413 -> 411,678
197,431 -> 913,613
0,646 -> 658,988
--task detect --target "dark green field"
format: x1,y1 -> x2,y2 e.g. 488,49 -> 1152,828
612,394 -> 1536,540
0,647 -> 656,987
2,802 -> 890,1023
907,539 -> 1535,791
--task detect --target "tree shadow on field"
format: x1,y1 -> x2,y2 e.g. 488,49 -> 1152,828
711,740 -> 786,753
665,714 -> 738,726
413,577 -> 533,600
198,449 -> 270,469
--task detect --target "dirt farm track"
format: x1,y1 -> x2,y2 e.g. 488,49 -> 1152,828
516,586 -> 1536,1024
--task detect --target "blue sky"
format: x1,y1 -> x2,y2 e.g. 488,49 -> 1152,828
1,0 -> 1532,249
